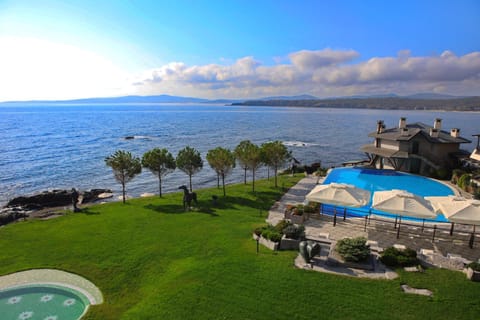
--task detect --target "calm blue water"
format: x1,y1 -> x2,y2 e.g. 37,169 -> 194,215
323,167 -> 454,222
324,167 -> 454,197
1,104 -> 479,206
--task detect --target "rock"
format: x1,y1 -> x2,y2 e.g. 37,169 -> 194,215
401,284 -> 433,297
6,190 -> 73,208
0,207 -> 29,226
81,189 -> 113,203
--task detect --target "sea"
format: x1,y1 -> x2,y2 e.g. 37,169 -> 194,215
1,103 -> 479,206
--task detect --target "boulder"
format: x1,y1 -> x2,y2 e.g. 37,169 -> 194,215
5,188 -> 113,209
0,207 -> 28,226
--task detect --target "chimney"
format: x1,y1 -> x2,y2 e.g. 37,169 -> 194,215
430,128 -> 439,138
399,117 -> 407,129
401,127 -> 409,136
434,118 -> 442,130
451,128 -> 460,138
376,120 -> 384,134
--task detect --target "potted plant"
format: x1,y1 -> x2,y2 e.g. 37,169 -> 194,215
290,204 -> 305,224
466,262 -> 480,281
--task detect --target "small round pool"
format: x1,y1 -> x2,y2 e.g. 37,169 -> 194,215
0,284 -> 89,320
321,167 -> 455,222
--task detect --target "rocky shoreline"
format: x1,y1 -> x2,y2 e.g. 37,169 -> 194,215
1,189 -> 112,226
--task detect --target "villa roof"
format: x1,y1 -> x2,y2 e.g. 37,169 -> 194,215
368,122 -> 471,144
361,145 -> 409,158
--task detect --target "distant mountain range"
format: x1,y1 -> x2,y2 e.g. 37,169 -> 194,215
1,93 -> 479,111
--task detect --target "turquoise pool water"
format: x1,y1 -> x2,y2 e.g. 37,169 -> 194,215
322,167 -> 454,222
0,285 -> 88,320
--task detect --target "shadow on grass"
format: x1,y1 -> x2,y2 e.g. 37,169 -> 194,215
79,208 -> 101,215
144,202 -> 220,217
144,204 -> 185,214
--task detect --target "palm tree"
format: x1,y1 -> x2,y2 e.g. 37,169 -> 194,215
207,147 -> 236,196
261,141 -> 290,187
105,150 -> 142,203
176,146 -> 203,192
142,148 -> 176,197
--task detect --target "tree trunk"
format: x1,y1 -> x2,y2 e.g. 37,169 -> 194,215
122,181 -> 126,204
267,167 -> 270,180
189,174 -> 193,192
274,165 -> 278,187
252,169 -> 256,192
217,173 -> 220,188
244,167 -> 247,184
158,173 -> 162,197
222,173 -> 226,196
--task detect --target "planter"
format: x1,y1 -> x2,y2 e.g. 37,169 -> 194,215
466,268 -> 480,282
290,214 -> 306,225
280,235 -> 301,250
284,209 -> 292,220
252,234 -> 279,251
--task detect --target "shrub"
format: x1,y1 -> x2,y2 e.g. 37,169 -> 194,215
260,227 -> 282,243
335,237 -> 370,263
303,202 -> 319,213
253,227 -> 263,237
467,262 -> 480,271
274,219 -> 291,233
380,247 -> 419,267
457,173 -> 471,190
282,224 -> 305,240
292,205 -> 304,216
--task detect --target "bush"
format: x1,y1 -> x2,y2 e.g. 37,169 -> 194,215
335,237 -> 370,263
274,219 -> 291,233
260,226 -> 282,243
303,202 -> 319,214
282,224 -> 305,240
380,247 -> 419,267
457,173 -> 471,190
467,262 -> 480,271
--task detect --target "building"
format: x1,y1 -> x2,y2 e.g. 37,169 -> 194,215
463,134 -> 480,169
361,118 -> 471,175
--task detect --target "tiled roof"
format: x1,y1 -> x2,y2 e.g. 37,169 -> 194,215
368,122 -> 471,144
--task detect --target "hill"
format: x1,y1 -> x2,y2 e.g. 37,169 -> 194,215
232,96 -> 480,111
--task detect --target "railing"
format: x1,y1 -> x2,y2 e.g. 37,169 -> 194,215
314,204 -> 478,248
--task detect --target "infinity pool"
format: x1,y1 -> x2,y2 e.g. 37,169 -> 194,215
322,167 -> 455,222
0,285 -> 88,320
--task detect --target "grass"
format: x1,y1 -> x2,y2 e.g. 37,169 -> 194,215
0,175 -> 479,319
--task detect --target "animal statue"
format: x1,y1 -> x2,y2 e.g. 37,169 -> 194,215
178,185 -> 198,210
299,240 -> 321,263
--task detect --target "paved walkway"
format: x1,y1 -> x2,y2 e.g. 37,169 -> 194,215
267,175 -> 480,273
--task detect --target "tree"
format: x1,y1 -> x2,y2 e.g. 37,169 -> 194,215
236,141 -> 262,192
176,146 -> 203,192
105,150 -> 142,204
234,140 -> 252,185
207,147 -> 236,196
141,148 -> 176,197
261,141 -> 290,187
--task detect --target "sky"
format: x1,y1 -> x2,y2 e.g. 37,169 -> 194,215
0,0 -> 479,101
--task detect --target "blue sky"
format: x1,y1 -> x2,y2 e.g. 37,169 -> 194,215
0,0 -> 479,101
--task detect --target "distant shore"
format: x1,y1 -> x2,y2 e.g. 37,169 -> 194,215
231,96 -> 480,112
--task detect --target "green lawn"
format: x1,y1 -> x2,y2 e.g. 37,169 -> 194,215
0,175 -> 479,319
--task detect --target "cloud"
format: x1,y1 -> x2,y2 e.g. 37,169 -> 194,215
289,48 -> 359,71
135,48 -> 480,98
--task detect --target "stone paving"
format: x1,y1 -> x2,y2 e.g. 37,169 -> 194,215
267,175 -> 480,272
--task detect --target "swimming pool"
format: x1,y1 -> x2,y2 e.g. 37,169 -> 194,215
321,167 -> 455,222
0,284 -> 89,320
